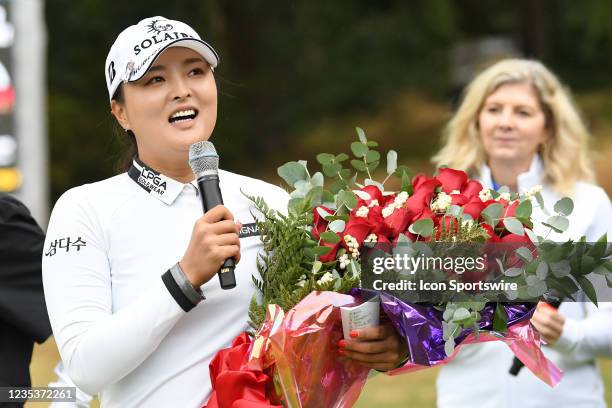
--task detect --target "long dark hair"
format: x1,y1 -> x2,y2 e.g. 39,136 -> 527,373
112,84 -> 138,173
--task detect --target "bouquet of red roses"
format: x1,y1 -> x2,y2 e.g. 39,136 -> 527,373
204,128 -> 611,408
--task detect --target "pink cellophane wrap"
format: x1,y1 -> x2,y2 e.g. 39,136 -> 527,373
245,291 -> 371,408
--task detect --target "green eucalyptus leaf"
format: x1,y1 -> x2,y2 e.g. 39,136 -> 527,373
503,267 -> 523,277
338,190 -> 358,210
554,197 -> 574,216
367,141 -> 379,147
320,231 -> 341,244
312,261 -> 323,274
536,262 -> 549,280
543,215 -> 569,233
323,162 -> 342,177
409,218 -> 434,237
351,159 -> 367,172
503,217 -> 525,236
328,220 -> 346,233
444,338 -> 456,356
351,142 -> 368,158
515,246 -> 533,262
452,307 -> 471,323
550,260 -> 571,277
278,161 -> 309,187
336,153 -> 349,162
312,246 -> 332,256
515,200 -> 532,219
386,150 -> 398,175
311,172 -> 324,187
356,126 -> 367,143
316,153 -> 335,165
365,150 -> 381,163
482,203 -> 503,222
534,191 -> 549,215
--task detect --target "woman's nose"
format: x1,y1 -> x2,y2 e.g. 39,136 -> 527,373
171,77 -> 191,100
497,109 -> 515,129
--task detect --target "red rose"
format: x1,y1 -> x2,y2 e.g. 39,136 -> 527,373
312,206 -> 334,239
436,168 -> 468,193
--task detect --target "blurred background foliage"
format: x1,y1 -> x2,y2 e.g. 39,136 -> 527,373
46,0 -> 612,203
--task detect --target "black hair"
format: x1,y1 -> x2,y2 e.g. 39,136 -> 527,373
112,84 -> 138,173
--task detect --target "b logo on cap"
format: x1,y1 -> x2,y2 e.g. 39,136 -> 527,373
108,61 -> 116,84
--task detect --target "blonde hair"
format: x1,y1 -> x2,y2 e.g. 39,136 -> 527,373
432,58 -> 595,195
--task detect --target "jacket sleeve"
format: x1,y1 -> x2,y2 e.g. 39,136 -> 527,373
42,189 -> 186,395
0,194 -> 51,343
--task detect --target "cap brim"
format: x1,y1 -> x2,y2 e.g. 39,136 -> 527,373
129,38 -> 219,83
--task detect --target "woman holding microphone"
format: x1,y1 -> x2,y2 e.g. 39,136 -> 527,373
42,16 -> 406,407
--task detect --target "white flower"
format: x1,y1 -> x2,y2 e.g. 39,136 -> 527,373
394,191 -> 409,206
499,192 -> 511,201
368,199 -> 379,208
317,271 -> 334,285
431,192 -> 452,212
479,189 -> 492,202
382,204 -> 396,218
524,184 -> 543,198
364,233 -> 378,243
450,190 -> 461,195
338,254 -> 349,269
356,206 -> 369,218
296,274 -> 307,288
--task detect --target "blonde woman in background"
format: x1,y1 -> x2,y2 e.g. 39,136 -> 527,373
433,59 -> 612,408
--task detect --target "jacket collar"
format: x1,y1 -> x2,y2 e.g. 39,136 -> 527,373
128,157 -> 197,205
479,155 -> 544,192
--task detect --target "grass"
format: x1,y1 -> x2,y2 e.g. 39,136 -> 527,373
28,338 -> 612,407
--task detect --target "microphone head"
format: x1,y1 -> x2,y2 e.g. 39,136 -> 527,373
189,141 -> 219,177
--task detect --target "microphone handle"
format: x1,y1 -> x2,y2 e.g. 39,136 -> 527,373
197,174 -> 236,290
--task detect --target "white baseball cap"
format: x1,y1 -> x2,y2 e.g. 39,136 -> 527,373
104,16 -> 219,101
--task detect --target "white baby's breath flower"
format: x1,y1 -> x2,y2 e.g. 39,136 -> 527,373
479,189 -> 492,202
499,192 -> 511,201
524,184 -> 543,198
382,204 -> 396,218
317,271 -> 334,285
451,190 -> 461,195
356,206 -> 369,218
368,199 -> 379,208
338,254 -> 349,269
431,192 -> 452,212
394,191 -> 409,206
364,233 -> 378,243
296,274 -> 307,288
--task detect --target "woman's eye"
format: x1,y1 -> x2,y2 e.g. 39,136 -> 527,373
146,76 -> 164,85
189,68 -> 204,76
486,106 -> 499,113
517,110 -> 530,117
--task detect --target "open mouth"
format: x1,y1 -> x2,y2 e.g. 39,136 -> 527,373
168,109 -> 198,124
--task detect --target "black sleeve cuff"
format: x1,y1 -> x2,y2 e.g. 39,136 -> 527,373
161,270 -> 197,312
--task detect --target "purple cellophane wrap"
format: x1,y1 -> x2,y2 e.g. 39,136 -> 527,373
350,288 -> 563,387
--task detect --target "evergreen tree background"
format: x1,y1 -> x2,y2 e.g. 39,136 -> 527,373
46,0 -> 612,203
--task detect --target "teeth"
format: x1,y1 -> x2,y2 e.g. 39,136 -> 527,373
170,109 -> 196,120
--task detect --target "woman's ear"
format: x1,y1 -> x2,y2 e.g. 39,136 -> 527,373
110,100 -> 130,131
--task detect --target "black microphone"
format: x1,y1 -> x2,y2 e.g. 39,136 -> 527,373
509,290 -> 563,376
188,141 -> 236,290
